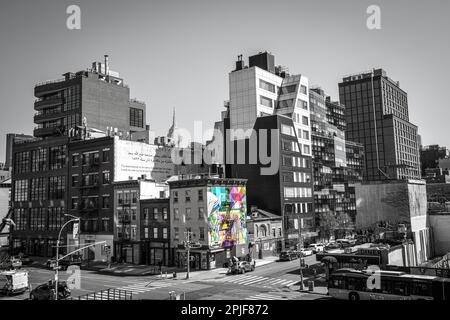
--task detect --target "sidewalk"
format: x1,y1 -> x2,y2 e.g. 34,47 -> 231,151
25,255 -> 279,278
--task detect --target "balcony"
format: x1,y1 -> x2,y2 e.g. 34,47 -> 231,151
34,98 -> 63,111
34,111 -> 63,123
33,126 -> 59,137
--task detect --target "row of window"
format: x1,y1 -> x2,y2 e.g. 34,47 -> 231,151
13,207 -> 65,231
173,227 -> 206,241
173,207 -> 206,221
284,187 -> 313,198
15,146 -> 67,174
142,207 -> 169,223
14,176 -> 65,201
72,149 -> 110,167
144,227 -> 168,240
173,189 -> 203,203
71,195 -> 110,210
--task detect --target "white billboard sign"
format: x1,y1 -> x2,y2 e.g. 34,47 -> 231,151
114,138 -> 174,182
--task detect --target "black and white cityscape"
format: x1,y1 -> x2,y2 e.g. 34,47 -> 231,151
1,0 -> 450,310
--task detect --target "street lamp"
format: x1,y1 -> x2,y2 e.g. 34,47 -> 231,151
183,231 -> 201,280
298,220 -> 305,291
54,214 -> 80,300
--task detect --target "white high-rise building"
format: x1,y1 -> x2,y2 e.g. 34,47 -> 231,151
228,52 -> 312,157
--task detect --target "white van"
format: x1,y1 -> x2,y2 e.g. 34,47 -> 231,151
0,270 -> 29,295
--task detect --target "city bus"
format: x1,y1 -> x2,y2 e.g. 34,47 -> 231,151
328,268 -> 450,300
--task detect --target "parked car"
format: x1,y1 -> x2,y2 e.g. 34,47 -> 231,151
230,260 -> 256,274
279,250 -> 299,261
308,244 -> 325,254
299,248 -> 313,257
0,257 -> 22,270
324,242 -> 341,252
0,270 -> 29,296
29,280 -> 71,300
16,255 -> 32,266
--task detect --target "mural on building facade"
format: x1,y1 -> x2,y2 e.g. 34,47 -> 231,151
207,186 -> 247,248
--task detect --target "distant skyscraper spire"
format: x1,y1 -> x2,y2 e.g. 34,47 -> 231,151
167,107 -> 176,138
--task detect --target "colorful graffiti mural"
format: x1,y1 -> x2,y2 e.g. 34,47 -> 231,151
207,185 -> 247,248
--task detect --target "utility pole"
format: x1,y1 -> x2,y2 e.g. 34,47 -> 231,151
184,231 -> 201,280
55,214 -> 80,300
184,231 -> 193,280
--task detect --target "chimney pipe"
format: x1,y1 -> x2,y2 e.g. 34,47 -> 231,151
104,55 -> 109,76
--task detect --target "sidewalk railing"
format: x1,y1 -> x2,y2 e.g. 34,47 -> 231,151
73,288 -> 133,300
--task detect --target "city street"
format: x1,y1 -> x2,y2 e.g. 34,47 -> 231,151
1,254 -> 329,300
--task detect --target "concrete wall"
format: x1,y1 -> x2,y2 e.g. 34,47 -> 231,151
355,180 -> 427,229
355,180 -> 431,264
429,215 -> 450,256
0,187 -> 9,222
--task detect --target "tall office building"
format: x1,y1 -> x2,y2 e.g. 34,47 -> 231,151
229,52 -> 312,157
10,57 -> 151,258
310,88 -> 364,239
338,69 -> 421,181
33,55 -> 147,139
213,52 -> 315,248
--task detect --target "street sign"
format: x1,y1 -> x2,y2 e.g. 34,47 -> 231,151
73,222 -> 79,239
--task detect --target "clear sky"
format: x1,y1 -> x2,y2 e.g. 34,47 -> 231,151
1,0 -> 449,162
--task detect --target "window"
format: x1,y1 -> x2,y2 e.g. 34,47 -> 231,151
281,124 -> 294,136
259,79 -> 275,93
153,227 -> 158,239
13,209 -> 28,231
102,171 -> 111,184
30,208 -> 46,231
14,180 -> 28,201
31,178 -> 46,200
302,116 -> 309,126
72,175 -> 79,187
71,197 -> 79,210
153,207 -> 160,220
48,176 -> 65,199
14,151 -> 30,174
102,149 -> 110,162
102,195 -> 110,209
173,191 -> 178,203
199,227 -> 205,241
303,130 -> 309,140
72,154 -> 79,167
163,207 -> 168,220
186,208 -> 191,220
185,190 -> 191,202
49,146 -> 66,170
48,207 -> 65,231
163,228 -> 168,239
277,99 -> 293,109
260,95 -> 273,108
102,218 -> 109,232
31,148 -> 47,172
280,84 -> 297,94
303,145 -> 310,154
174,208 -> 180,220
198,190 -> 203,201
297,99 -> 308,110
174,227 -> 179,240
130,107 -> 144,128
300,85 -> 307,94
131,191 -> 137,204
198,207 -> 204,219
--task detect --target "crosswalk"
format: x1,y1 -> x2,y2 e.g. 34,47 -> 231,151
206,274 -> 299,289
77,281 -> 175,300
245,293 -> 294,300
